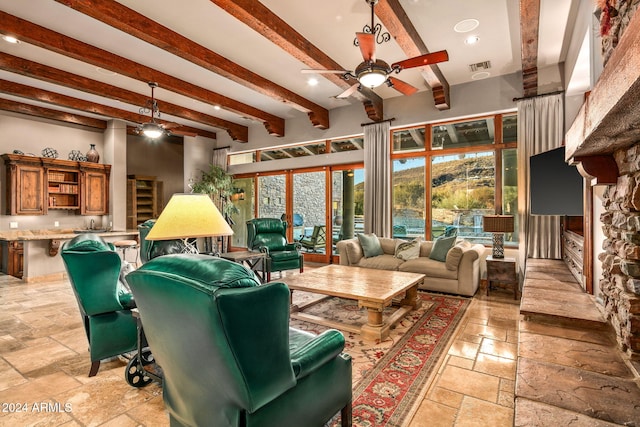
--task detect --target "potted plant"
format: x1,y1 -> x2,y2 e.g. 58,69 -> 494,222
190,164 -> 239,253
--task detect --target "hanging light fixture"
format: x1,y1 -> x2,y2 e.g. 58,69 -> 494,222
136,82 -> 166,139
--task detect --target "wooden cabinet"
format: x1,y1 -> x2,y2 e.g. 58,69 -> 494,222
486,256 -> 518,299
2,153 -> 110,216
0,240 -> 24,279
81,166 -> 110,215
127,175 -> 163,229
3,154 -> 45,215
562,216 -> 585,288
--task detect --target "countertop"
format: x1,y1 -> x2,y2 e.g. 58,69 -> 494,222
0,229 -> 139,241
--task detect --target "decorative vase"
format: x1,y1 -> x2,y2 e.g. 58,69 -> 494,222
86,144 -> 100,163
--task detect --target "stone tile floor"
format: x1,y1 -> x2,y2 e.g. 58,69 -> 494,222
0,269 -> 521,426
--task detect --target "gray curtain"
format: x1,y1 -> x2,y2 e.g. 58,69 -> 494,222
212,147 -> 230,171
363,120 -> 391,236
516,93 -> 564,272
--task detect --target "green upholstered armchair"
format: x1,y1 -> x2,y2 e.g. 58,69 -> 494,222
247,218 -> 304,282
61,233 -> 137,376
138,219 -> 186,263
127,255 -> 352,427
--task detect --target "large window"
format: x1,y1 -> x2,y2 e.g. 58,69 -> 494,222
431,152 -> 495,241
231,112 -> 518,251
391,113 -> 518,245
392,157 -> 425,239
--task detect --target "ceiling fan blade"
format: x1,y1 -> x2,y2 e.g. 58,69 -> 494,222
301,69 -> 349,74
388,76 -> 418,96
392,50 -> 449,70
356,32 -> 375,62
335,83 -> 360,99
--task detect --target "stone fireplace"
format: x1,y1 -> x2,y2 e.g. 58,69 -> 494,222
566,3 -> 640,359
598,145 -> 640,356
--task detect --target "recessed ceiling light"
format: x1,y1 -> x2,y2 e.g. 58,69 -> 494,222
307,78 -> 319,86
2,35 -> 20,44
214,105 -> 221,110
465,35 -> 480,45
454,19 -> 479,33
471,71 -> 490,80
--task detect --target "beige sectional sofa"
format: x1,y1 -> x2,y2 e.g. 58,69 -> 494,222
336,237 -> 485,297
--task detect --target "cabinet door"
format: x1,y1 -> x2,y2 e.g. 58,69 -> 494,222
8,164 -> 45,215
81,170 -> 109,215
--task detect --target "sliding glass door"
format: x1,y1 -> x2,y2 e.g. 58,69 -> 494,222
330,166 -> 364,258
293,169 -> 327,261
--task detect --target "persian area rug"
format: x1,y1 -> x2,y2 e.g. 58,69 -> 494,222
290,291 -> 470,427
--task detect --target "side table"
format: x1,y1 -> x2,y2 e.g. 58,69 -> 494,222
486,256 -> 519,299
219,251 -> 266,283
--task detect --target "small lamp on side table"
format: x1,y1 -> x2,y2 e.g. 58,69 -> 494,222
482,215 -> 514,259
145,193 -> 234,255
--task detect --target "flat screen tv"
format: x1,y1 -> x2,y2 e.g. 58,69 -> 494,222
529,146 -> 583,216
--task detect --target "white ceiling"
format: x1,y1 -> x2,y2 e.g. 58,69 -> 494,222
0,0 -> 582,139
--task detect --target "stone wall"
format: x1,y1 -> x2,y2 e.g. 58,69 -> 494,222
599,144 -> 640,357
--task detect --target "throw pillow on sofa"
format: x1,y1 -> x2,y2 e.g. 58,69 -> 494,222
445,240 -> 471,270
358,233 -> 384,258
395,238 -> 421,261
429,235 -> 456,262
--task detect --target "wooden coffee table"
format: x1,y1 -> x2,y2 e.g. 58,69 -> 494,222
280,264 -> 424,341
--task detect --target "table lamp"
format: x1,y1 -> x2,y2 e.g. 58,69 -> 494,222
145,193 -> 233,254
483,215 -> 514,258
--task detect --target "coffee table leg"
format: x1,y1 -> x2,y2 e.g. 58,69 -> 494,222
398,283 -> 421,309
360,305 -> 387,341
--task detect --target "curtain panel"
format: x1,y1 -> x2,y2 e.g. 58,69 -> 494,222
363,121 -> 391,237
213,147 -> 230,171
516,93 -> 564,273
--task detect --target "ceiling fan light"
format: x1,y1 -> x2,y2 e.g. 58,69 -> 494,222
142,122 -> 164,138
358,69 -> 387,88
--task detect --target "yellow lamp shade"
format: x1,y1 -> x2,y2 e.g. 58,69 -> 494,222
145,193 -> 234,241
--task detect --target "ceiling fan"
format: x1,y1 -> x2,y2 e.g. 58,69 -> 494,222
302,0 -> 449,99
136,82 -> 197,138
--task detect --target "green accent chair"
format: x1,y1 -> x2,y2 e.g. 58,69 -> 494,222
61,233 -> 137,377
127,255 -> 352,427
247,218 -> 304,282
299,225 -> 327,252
138,219 -> 185,263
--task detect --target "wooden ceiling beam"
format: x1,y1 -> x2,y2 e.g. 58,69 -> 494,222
211,0 -> 383,122
0,79 -> 217,139
520,0 -> 540,98
0,52 -> 244,141
0,11 -> 283,138
0,97 -> 107,130
376,0 -> 451,110
54,0 -> 330,130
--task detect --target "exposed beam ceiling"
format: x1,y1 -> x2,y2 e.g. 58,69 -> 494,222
0,79 -> 217,139
375,0 -> 450,110
0,10 -> 283,138
53,0 -> 331,130
0,52 -> 233,140
0,97 -> 107,129
210,0 -> 384,122
0,0 -> 580,145
520,0 -> 541,98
